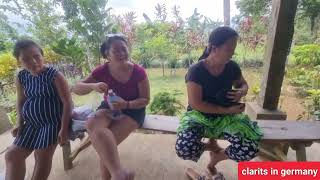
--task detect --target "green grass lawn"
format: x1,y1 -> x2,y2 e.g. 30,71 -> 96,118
72,68 -> 263,111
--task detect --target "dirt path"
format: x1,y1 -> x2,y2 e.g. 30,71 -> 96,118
280,85 -> 308,120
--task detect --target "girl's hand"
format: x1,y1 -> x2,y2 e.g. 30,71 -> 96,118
58,129 -> 69,146
92,82 -> 108,93
11,125 -> 23,137
111,97 -> 127,110
226,104 -> 245,114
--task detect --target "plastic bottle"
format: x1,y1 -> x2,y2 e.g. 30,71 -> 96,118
107,89 -> 122,119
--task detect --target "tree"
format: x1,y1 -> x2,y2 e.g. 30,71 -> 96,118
0,12 -> 18,53
235,0 -> 320,41
133,23 -> 174,75
184,9 -> 222,66
298,0 -> 320,35
134,4 -> 179,71
112,12 -> 137,47
0,0 -> 66,46
60,0 -> 114,67
155,4 -> 167,23
147,34 -> 175,76
51,37 -> 86,71
235,0 -> 272,17
132,3 -> 222,71
238,16 -> 268,50
186,8 -> 203,32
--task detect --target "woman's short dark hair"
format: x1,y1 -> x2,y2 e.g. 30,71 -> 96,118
198,26 -> 238,60
100,34 -> 128,59
13,39 -> 43,59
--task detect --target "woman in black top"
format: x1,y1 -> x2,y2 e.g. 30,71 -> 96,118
175,27 -> 262,179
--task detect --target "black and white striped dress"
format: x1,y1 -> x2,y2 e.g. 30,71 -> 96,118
14,67 -> 63,149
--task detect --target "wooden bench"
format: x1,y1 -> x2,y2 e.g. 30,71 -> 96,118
62,115 -> 320,170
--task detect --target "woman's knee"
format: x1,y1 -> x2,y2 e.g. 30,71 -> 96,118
85,118 -> 97,132
85,111 -> 111,132
5,147 -> 28,164
5,149 -> 15,163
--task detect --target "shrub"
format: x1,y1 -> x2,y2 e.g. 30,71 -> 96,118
43,46 -> 62,64
0,53 -> 17,84
150,91 -> 184,116
292,44 -> 320,66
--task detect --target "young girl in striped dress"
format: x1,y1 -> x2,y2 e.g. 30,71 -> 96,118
5,40 -> 72,180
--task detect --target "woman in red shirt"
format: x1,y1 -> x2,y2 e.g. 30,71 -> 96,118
72,34 -> 150,180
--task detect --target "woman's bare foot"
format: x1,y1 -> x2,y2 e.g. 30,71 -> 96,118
207,149 -> 226,176
207,151 -> 218,175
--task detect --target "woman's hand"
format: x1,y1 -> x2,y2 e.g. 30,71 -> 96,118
111,97 -> 128,110
11,124 -> 23,138
58,128 -> 69,146
226,104 -> 245,114
226,89 -> 246,102
92,82 -> 108,93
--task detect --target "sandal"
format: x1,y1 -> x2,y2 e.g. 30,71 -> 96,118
209,172 -> 226,180
186,168 -> 210,180
206,165 -> 225,180
186,167 -> 226,180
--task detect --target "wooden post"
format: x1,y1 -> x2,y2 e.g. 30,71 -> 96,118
257,0 -> 298,110
223,0 -> 230,26
246,0 -> 298,161
62,141 -> 73,170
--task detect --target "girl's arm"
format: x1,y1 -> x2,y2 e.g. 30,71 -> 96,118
71,75 -> 108,95
54,72 -> 72,144
127,77 -> 150,109
187,82 -> 244,114
16,77 -> 26,127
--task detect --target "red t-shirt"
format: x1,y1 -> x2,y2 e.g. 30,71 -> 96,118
91,63 -> 147,102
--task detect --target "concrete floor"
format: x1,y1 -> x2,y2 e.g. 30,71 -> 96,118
1,130 -> 320,180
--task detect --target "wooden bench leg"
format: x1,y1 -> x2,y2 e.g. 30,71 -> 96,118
282,143 -> 289,155
62,141 -> 73,170
296,145 -> 307,161
290,144 -> 307,161
290,142 -> 313,162
70,136 -> 91,161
